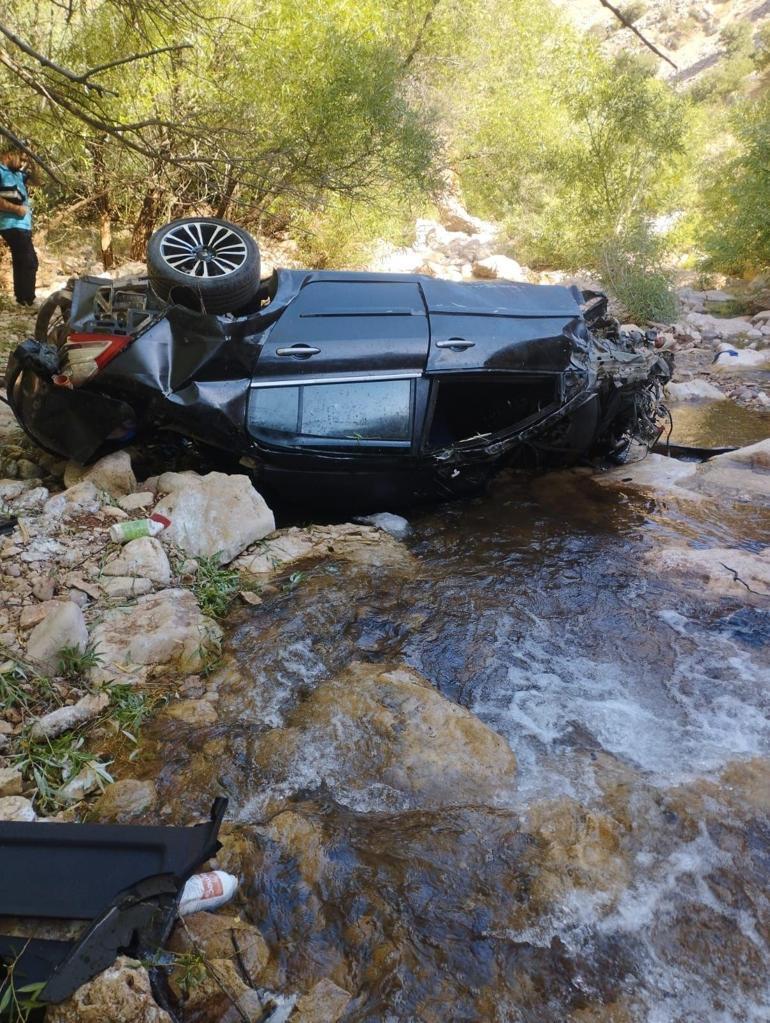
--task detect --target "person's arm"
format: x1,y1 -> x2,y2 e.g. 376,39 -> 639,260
0,196 -> 28,216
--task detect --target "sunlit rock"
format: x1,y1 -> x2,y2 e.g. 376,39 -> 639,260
46,956 -> 171,1023
251,662 -> 516,810
63,450 -> 137,497
90,588 -> 221,683
154,470 -> 275,564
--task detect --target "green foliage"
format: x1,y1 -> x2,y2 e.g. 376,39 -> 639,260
107,682 -> 168,747
0,953 -> 45,1023
13,731 -> 112,811
191,555 -> 241,619
452,13 -> 691,271
698,97 -> 770,274
57,643 -> 101,680
0,660 -> 55,716
599,227 -> 679,324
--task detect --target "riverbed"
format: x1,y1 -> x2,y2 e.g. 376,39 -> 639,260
136,409 -> 770,1023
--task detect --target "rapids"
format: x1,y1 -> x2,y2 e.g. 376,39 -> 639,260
140,417 -> 770,1022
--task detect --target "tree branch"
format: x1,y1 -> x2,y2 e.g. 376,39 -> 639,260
597,0 -> 678,70
81,44 -> 192,79
0,21 -> 116,95
0,124 -> 64,183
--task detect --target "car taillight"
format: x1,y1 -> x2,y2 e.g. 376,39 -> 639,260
54,332 -> 133,388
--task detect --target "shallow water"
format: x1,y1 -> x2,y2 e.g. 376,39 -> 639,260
145,427 -> 770,1021
667,398 -> 770,449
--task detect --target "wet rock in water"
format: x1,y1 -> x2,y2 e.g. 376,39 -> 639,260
168,910 -> 270,986
92,778 -> 157,822
90,588 -> 221,683
46,956 -> 171,1023
63,450 -> 137,497
0,795 -> 36,821
645,546 -> 770,601
164,697 -> 218,727
522,797 -> 630,903
103,536 -> 171,585
153,470 -> 275,564
26,599 -> 88,672
593,438 -> 770,507
0,765 -> 23,796
236,523 -> 415,579
31,691 -> 109,740
666,379 -> 726,402
291,979 -> 352,1023
167,950 -> 267,1022
251,662 -> 516,810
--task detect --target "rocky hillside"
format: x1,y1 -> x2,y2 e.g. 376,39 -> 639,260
553,0 -> 770,81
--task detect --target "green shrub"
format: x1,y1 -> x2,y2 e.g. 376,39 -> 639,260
599,229 -> 679,323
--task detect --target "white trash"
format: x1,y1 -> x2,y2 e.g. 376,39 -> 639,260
179,870 -> 239,915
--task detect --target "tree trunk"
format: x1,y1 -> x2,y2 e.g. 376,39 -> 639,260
130,186 -> 162,260
90,139 -> 114,270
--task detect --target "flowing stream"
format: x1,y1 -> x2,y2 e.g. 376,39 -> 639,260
143,404 -> 770,1023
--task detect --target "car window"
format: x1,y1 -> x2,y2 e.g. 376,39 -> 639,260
248,378 -> 412,445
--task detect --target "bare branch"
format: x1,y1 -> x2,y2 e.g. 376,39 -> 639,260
0,123 -> 64,183
597,0 -> 678,70
81,44 -> 192,80
0,21 -> 116,95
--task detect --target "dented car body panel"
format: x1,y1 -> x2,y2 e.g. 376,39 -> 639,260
6,269 -> 670,508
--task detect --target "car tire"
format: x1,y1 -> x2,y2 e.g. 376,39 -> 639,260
146,217 -> 261,314
34,288 -> 72,347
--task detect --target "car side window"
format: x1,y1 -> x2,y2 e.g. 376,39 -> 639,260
248,379 -> 412,446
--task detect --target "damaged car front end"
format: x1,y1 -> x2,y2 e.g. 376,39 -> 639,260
6,224 -> 671,509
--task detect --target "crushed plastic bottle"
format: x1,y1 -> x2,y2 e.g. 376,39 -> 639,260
178,870 -> 239,915
108,513 -> 171,544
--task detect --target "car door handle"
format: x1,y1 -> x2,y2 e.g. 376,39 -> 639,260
275,344 -> 321,358
436,338 -> 475,351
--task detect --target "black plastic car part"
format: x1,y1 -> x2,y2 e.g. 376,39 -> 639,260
0,798 -> 227,1003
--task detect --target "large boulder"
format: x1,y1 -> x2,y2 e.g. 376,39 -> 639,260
236,523 -> 415,579
645,546 -> 770,602
252,662 -> 517,810
26,600 -> 88,673
154,471 -> 275,564
666,379 -> 726,402
90,588 -> 221,683
472,254 -> 527,281
63,451 -> 137,497
47,957 -> 171,1023
102,536 -> 171,585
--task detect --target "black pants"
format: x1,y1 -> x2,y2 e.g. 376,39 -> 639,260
0,228 -> 38,304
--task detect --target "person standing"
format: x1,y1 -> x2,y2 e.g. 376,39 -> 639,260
0,148 -> 38,306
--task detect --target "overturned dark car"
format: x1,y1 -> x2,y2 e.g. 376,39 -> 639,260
6,217 -> 671,509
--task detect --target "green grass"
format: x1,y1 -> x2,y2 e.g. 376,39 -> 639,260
57,643 -> 101,680
107,682 -> 168,749
190,554 -> 241,619
0,661 -> 55,716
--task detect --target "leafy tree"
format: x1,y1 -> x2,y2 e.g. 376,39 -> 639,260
699,96 -> 770,274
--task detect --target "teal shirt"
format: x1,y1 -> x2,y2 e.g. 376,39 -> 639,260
0,164 -> 32,231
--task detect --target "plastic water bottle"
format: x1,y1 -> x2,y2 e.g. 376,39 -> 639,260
108,513 -> 171,543
179,870 -> 239,915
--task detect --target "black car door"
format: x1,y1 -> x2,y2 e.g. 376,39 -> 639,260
247,277 -> 429,452
255,276 -> 429,380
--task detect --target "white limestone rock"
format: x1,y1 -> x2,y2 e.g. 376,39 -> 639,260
26,600 -> 88,673
154,471 -> 275,564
